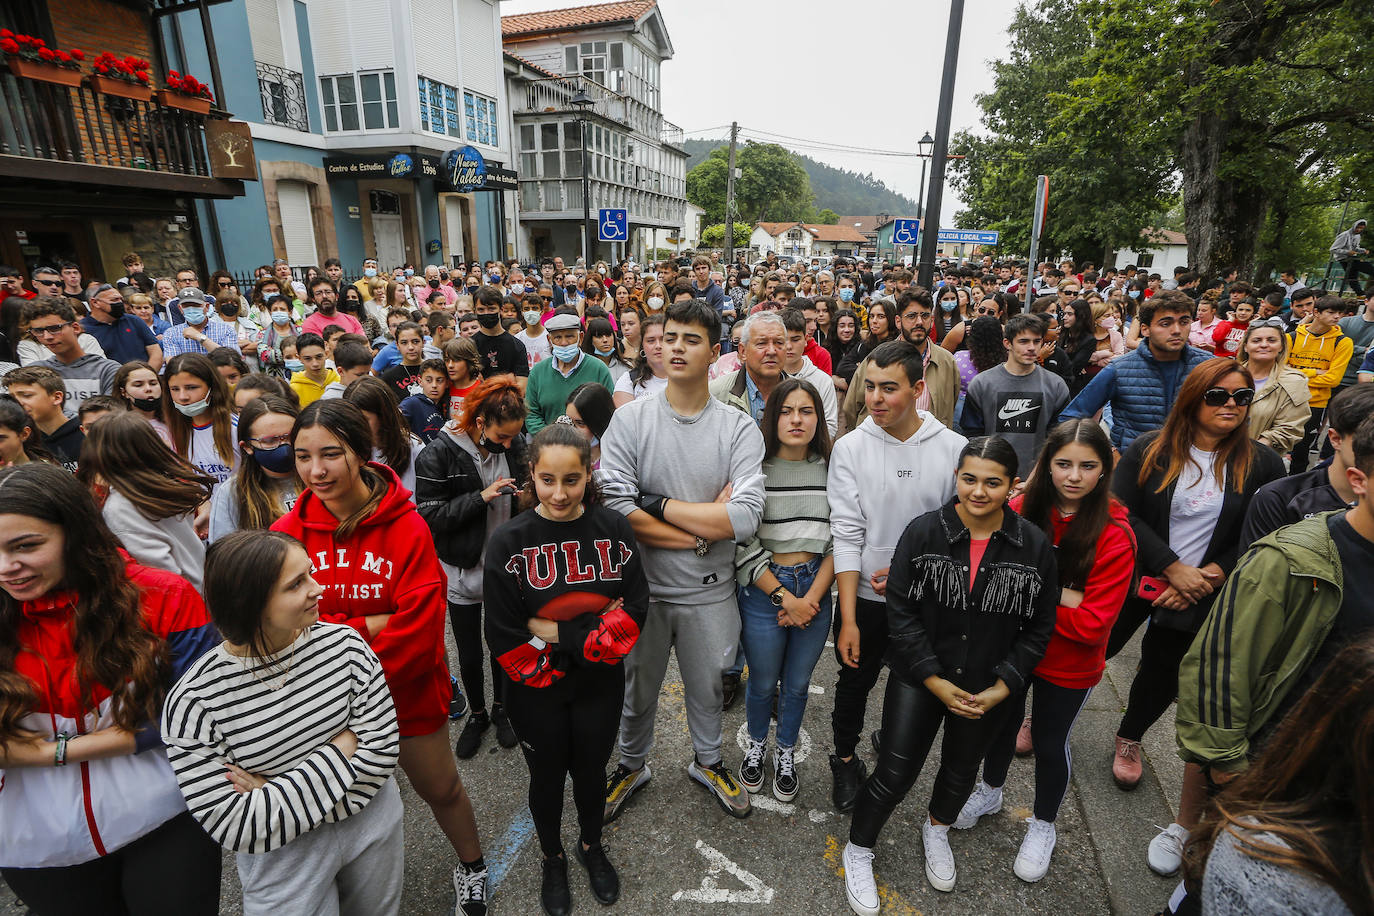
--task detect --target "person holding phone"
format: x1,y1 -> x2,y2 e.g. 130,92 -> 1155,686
1105,357 -> 1283,877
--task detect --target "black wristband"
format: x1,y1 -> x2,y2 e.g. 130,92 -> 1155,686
637,493 -> 669,521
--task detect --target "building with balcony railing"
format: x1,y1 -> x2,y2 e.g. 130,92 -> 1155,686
502,0 -> 689,263
0,0 -> 251,285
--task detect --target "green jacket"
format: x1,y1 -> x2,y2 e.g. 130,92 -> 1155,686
1176,511 -> 1344,774
524,354 -> 613,434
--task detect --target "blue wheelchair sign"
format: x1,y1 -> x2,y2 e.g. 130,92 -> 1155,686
598,208 -> 628,242
891,218 -> 921,246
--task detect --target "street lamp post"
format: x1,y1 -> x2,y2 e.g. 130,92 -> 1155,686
915,131 -> 933,265
571,87 -> 595,268
917,0 -> 966,290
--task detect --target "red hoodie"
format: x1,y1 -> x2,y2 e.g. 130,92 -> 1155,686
272,463 -> 450,736
1010,495 -> 1137,688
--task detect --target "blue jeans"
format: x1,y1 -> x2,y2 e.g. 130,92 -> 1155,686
738,556 -> 833,747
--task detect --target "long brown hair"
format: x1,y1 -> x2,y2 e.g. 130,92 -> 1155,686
292,399 -> 386,540
78,412 -> 215,520
1186,636 -> 1374,910
762,377 -> 831,461
1139,357 -> 1255,493
342,375 -> 413,474
164,352 -> 236,467
0,464 -> 167,745
233,395 -> 300,531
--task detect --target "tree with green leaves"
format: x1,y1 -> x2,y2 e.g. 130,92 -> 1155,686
686,142 -> 817,225
700,222 -> 752,249
816,209 -> 839,225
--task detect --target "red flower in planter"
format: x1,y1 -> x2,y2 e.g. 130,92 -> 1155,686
2,32 -> 83,70
165,68 -> 215,101
0,39 -> 18,55
70,49 -> 83,60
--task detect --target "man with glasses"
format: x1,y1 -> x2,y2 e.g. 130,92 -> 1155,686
30,267 -> 64,301
81,283 -> 163,369
169,268 -> 212,317
158,286 -> 242,359
24,297 -> 121,404
842,287 -> 959,430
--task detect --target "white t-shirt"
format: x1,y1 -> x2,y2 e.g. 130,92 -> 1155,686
1169,445 -> 1225,567
188,416 -> 239,484
614,370 -> 668,401
521,328 -> 551,367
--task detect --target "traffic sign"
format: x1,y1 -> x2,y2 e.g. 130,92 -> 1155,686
891,218 -> 921,246
598,208 -> 628,242
936,229 -> 1000,246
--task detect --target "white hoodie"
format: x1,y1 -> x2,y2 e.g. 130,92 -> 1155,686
828,411 -> 967,602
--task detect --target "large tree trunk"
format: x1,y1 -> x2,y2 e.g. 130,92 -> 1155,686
1180,111 -> 1270,280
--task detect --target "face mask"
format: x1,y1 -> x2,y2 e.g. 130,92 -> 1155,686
183,307 -> 206,325
509,283 -> 524,294
594,346 -> 615,357
478,433 -> 508,454
1128,290 -> 1141,299
173,394 -> 211,417
1099,316 -> 1119,331
220,303 -> 240,318
271,311 -> 291,326
130,395 -> 160,412
940,299 -> 957,312
838,288 -> 854,302
466,284 -> 479,294
250,442 -> 295,473
429,279 -> 440,289
364,267 -> 377,278
404,269 -> 414,278
263,291 -> 280,303
285,358 -> 304,373
523,310 -> 542,326
646,296 -> 664,310
552,343 -> 582,362
489,273 -> 502,283
477,312 -> 501,329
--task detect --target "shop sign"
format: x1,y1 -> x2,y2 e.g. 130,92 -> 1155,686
481,167 -> 518,191
388,153 -> 414,178
325,152 -> 442,181
206,120 -> 258,180
427,239 -> 441,254
445,145 -> 487,192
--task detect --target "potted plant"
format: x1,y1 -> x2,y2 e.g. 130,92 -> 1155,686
0,30 -> 84,87
156,69 -> 214,115
89,51 -> 153,101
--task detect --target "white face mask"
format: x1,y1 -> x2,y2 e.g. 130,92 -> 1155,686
646,296 -> 664,310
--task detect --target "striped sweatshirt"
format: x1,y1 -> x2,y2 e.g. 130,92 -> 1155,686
735,455 -> 833,587
162,621 -> 400,854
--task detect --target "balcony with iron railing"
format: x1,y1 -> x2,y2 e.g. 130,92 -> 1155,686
256,61 -> 309,132
660,118 -> 684,149
0,66 -> 241,195
513,74 -> 629,127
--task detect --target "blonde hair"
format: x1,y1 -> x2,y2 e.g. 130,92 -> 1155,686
127,293 -> 153,308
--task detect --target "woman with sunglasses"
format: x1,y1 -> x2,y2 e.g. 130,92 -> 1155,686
1103,358 -> 1283,878
1236,318 -> 1312,454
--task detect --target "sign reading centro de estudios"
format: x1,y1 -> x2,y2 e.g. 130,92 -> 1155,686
324,150 -> 515,192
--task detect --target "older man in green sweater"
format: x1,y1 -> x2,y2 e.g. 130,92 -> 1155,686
524,309 -> 613,433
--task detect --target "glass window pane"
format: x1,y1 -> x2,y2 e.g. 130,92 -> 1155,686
565,47 -> 578,74
384,71 -> 396,100
337,76 -> 356,104
521,152 -> 537,175
564,150 -> 581,177
581,42 -> 592,53
445,85 -> 460,136
418,78 -> 429,131
521,182 -> 539,211
321,78 -> 335,105
566,181 -> 581,209
325,105 -> 338,132
541,124 -> 559,150
364,101 -> 384,130
542,151 -> 560,177
542,181 -> 561,210
521,125 -> 536,151
386,101 -> 398,127
610,43 -> 623,68
360,73 -> 380,102
563,121 -> 580,148
594,41 -> 606,54
341,103 -> 359,131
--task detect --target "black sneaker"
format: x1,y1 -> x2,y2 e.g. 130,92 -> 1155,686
739,738 -> 766,792
576,841 -> 621,905
540,855 -> 571,916
829,753 -> 868,813
772,745 -> 798,803
492,704 -> 518,748
452,862 -> 488,916
455,711 -> 490,759
721,672 -> 741,711
449,676 -> 468,720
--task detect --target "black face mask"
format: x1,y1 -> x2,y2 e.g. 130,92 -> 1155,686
478,434 -> 508,454
429,279 -> 440,289
130,395 -> 160,412
466,285 -> 479,295
106,300 -> 126,320
220,303 -> 239,318
476,312 -> 501,329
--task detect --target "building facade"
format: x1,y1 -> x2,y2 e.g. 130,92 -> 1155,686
749,221 -> 868,261
501,0 -> 688,265
157,0 -> 517,275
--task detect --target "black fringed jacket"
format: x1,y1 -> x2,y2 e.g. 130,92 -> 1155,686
885,500 -> 1058,694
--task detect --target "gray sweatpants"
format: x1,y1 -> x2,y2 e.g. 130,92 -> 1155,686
236,777 -> 404,916
618,596 -> 741,769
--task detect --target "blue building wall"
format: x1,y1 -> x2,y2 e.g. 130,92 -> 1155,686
329,180 -> 366,269
293,1 -> 323,131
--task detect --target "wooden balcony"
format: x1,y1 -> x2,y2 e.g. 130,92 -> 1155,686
0,66 -> 243,197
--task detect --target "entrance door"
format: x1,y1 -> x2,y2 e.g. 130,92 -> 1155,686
0,216 -> 97,280
369,190 -> 405,271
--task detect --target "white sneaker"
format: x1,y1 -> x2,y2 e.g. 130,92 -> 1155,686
1147,823 -> 1190,876
953,781 -> 1003,829
1013,817 -> 1057,882
922,820 -> 957,892
842,842 -> 880,916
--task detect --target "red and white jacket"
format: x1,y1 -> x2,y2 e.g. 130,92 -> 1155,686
0,558 -> 219,868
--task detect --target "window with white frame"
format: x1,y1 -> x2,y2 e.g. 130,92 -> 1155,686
564,40 -> 624,91
321,71 -> 397,131
419,77 -> 461,137
464,90 -> 498,146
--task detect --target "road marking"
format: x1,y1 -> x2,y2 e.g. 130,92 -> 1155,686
672,839 -> 775,904
808,684 -> 825,695
808,809 -> 829,823
749,794 -> 795,815
486,810 -> 535,892
735,722 -> 812,764
823,834 -> 923,915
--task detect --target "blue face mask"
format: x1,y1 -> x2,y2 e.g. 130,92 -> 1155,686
552,343 -> 582,363
285,358 -> 304,372
263,291 -> 280,303
173,395 -> 211,417
1128,290 -> 1141,299
838,287 -> 854,302
940,299 -> 957,313
404,268 -> 414,278
251,442 -> 295,473
364,267 -> 377,278
594,346 -> 615,357
182,307 -> 206,325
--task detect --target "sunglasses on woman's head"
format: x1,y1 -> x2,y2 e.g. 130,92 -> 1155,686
1202,386 -> 1255,407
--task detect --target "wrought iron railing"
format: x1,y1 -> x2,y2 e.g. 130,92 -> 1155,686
256,61 -> 309,132
660,118 -> 684,147
513,74 -> 628,125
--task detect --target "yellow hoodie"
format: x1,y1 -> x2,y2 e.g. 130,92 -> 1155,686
1286,324 -> 1352,407
289,368 -> 341,406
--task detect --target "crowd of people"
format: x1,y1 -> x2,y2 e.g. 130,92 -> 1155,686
0,247 -> 1372,916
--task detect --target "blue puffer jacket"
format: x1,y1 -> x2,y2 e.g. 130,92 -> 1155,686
1059,342 -> 1212,448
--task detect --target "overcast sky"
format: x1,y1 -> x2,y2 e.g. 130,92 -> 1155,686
498,0 -> 1025,220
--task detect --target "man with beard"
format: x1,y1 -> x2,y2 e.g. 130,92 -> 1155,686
302,278 -> 363,337
841,287 -> 959,431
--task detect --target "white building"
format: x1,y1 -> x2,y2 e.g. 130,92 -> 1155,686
1108,229 -> 1190,277
501,0 -> 689,264
749,221 -> 868,261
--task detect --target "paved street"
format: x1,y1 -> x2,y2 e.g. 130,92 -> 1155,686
2,627 -> 1183,916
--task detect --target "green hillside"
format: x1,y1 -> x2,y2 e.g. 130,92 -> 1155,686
682,139 -> 917,219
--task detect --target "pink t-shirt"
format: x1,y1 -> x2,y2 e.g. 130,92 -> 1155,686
967,538 -> 990,592
302,309 -> 364,338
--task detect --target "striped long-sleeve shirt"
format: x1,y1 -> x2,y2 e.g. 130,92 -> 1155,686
735,455 -> 833,587
162,621 -> 399,854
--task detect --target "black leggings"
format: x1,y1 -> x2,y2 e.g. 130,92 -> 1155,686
503,664 -> 624,858
1106,597 -> 1199,741
831,597 -> 888,759
1288,406 -> 1326,475
980,676 -> 1094,822
850,675 -> 1015,846
449,601 -> 504,713
2,811 -> 220,916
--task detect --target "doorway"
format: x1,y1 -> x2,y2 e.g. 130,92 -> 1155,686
0,216 -> 97,280
370,190 -> 405,271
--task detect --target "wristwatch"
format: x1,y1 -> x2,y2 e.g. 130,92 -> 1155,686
694,536 -> 710,557
770,585 -> 786,607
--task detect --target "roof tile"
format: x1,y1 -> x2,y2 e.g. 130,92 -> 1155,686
502,0 -> 656,37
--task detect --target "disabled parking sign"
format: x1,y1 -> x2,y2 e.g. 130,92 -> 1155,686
599,208 -> 628,242
891,218 -> 921,246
